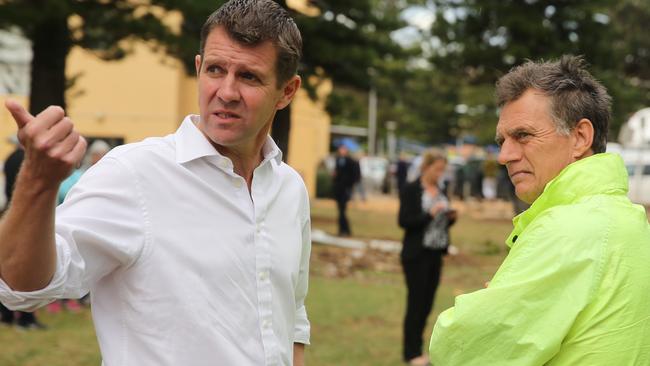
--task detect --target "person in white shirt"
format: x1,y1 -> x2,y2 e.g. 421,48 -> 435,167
0,0 -> 310,365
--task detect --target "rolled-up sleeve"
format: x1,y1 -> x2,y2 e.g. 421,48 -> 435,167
0,238 -> 73,311
293,216 -> 311,345
429,213 -> 601,365
0,157 -> 146,311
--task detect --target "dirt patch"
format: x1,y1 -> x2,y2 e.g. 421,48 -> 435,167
312,244 -> 402,278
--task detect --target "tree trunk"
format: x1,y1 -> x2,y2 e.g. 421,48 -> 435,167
29,15 -> 70,115
271,104 -> 291,162
271,0 -> 292,162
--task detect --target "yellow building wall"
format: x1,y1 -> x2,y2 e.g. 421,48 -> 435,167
178,72 -> 199,123
1,40 -> 330,198
0,95 -> 28,159
65,42 -> 190,143
288,80 -> 332,197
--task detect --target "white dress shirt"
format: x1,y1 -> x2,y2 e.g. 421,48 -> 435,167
0,115 -> 311,366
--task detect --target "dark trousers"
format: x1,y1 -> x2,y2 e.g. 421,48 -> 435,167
335,192 -> 351,235
401,250 -> 443,361
0,303 -> 36,325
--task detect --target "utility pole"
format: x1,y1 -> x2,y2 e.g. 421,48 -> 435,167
386,120 -> 397,161
368,68 -> 377,156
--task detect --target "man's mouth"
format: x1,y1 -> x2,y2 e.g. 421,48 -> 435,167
509,170 -> 530,180
214,111 -> 240,119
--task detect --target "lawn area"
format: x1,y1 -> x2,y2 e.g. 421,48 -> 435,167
0,196 -> 514,366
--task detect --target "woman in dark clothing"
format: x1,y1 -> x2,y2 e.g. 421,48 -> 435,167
398,148 -> 456,365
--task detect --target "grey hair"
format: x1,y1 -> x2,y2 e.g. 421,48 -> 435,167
199,0 -> 302,86
495,55 -> 611,153
82,139 -> 111,168
88,139 -> 111,155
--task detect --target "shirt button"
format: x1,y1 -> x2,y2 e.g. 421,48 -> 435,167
219,160 -> 229,169
233,179 -> 243,188
263,319 -> 272,329
259,271 -> 269,281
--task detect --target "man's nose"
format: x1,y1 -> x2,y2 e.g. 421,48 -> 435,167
216,75 -> 240,104
497,139 -> 520,165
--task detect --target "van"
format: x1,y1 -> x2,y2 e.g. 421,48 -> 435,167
609,143 -> 650,206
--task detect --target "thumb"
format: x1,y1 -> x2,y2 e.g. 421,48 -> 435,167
5,99 -> 33,129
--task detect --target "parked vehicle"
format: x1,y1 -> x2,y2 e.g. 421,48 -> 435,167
609,143 -> 650,206
359,156 -> 389,193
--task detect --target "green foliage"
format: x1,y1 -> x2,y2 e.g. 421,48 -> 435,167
0,0 -> 424,151
0,0 -> 178,61
428,0 -> 650,143
377,66 -> 460,144
289,0 -> 469,146
326,86 -> 369,127
297,0 -> 410,93
315,163 -> 333,198
4,0 -> 647,149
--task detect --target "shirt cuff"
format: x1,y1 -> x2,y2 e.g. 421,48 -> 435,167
293,305 -> 311,345
0,238 -> 71,311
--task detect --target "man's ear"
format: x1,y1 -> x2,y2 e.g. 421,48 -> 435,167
276,75 -> 301,110
195,55 -> 202,77
572,118 -> 595,159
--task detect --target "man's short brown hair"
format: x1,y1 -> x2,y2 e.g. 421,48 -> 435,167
199,0 -> 302,86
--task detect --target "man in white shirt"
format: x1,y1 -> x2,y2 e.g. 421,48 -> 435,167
0,0 -> 310,365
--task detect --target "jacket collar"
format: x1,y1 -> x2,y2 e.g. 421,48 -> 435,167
506,153 -> 628,247
175,115 -> 283,165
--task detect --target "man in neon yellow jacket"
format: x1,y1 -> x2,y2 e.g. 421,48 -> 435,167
429,56 -> 650,365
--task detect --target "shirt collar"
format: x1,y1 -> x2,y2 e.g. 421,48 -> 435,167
175,115 -> 283,165
260,134 -> 284,165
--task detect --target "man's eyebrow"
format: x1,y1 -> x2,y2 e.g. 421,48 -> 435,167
203,58 -> 267,78
237,68 -> 262,77
510,126 -> 535,135
504,126 -> 535,136
495,126 -> 535,144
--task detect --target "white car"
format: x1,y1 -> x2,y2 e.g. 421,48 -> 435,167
359,156 -> 389,192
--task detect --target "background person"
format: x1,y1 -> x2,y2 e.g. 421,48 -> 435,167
57,139 -> 111,205
332,144 -> 360,236
398,148 -> 456,366
395,152 -> 411,194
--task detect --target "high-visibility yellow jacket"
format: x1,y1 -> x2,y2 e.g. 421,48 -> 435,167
430,153 -> 650,365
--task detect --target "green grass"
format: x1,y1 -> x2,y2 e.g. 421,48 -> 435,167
0,197 -> 514,365
310,201 -> 403,241
305,272 -> 405,365
0,310 -> 99,366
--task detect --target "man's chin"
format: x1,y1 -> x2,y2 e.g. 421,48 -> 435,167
207,133 -> 242,147
515,187 -> 538,205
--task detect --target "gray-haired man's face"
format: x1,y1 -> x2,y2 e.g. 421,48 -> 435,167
495,89 -> 577,204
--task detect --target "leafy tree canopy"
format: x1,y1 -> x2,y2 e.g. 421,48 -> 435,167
426,0 -> 650,143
